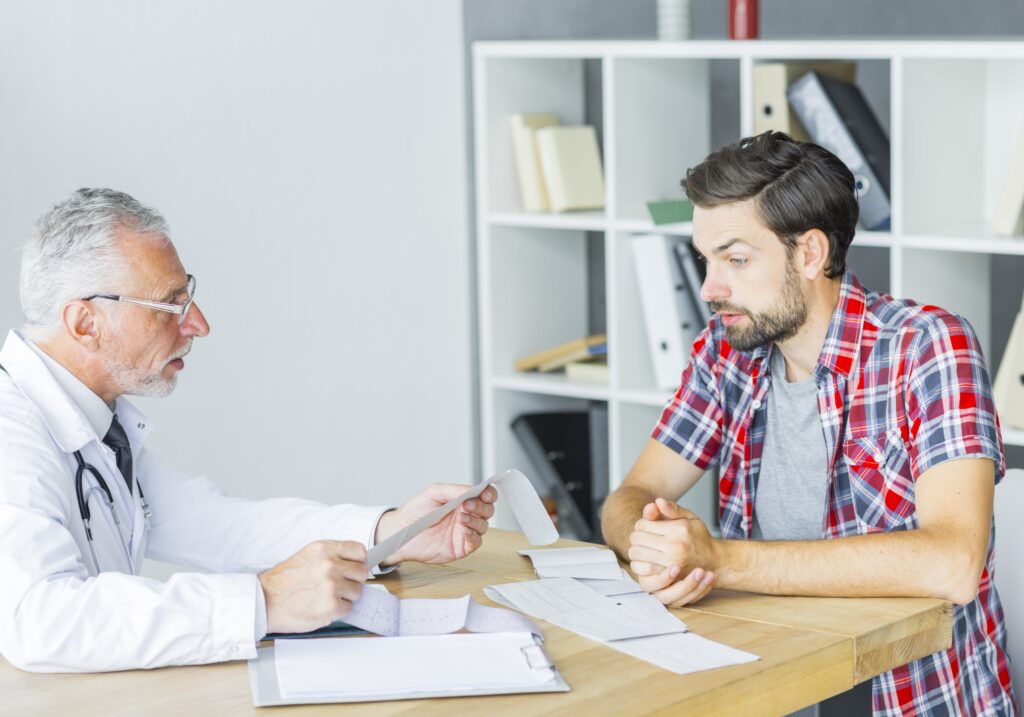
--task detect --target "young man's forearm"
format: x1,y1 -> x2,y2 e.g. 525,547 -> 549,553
601,485 -> 656,559
712,527 -> 984,605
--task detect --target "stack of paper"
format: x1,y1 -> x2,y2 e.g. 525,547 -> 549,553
520,546 -> 623,580
486,577 -> 758,675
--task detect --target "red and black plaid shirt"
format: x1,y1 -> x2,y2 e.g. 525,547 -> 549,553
654,270 -> 1016,715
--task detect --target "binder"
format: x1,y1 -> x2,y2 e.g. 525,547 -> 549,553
509,113 -> 559,212
511,408 -> 607,542
671,240 -> 712,325
752,61 -> 856,141
994,295 -> 1024,430
631,234 -> 703,390
992,124 -> 1024,237
787,71 -> 891,230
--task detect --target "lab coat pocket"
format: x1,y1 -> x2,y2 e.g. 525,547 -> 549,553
842,432 -> 916,532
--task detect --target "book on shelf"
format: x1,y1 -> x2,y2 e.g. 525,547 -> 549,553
752,61 -> 856,141
787,71 -> 891,231
565,359 -> 609,385
992,124 -> 1024,237
631,234 -> 704,390
994,293 -> 1024,430
509,113 -> 560,212
515,334 -> 607,373
535,125 -> 605,213
510,407 -> 608,542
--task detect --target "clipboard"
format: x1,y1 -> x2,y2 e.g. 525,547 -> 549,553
248,633 -> 570,706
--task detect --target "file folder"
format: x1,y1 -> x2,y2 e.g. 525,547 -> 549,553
787,71 -> 891,230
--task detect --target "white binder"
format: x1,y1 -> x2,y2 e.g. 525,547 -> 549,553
631,234 -> 702,390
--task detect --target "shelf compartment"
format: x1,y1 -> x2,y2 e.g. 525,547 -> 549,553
487,226 -> 600,376
901,58 -> 1024,238
612,57 -> 716,224
481,57 -> 597,215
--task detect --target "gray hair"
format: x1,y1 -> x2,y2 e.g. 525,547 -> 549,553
20,188 -> 170,340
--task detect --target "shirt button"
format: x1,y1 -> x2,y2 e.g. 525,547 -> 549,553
751,399 -> 762,409
138,423 -> 145,429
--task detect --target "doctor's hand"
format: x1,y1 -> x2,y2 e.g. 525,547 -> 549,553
376,483 -> 497,566
628,498 -> 719,607
258,540 -> 369,635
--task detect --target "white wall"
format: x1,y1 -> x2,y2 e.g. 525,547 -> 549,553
0,2 -> 474,525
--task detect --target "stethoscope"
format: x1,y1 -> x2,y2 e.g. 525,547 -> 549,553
73,450 -> 151,573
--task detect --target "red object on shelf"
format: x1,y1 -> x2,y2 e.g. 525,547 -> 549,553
728,0 -> 759,39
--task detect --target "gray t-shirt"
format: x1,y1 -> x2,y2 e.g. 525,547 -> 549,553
751,347 -> 829,541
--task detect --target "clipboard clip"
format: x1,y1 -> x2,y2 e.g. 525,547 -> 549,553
520,637 -> 554,670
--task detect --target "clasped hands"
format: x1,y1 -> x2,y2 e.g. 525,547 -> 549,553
628,497 -> 719,607
259,483 -> 497,635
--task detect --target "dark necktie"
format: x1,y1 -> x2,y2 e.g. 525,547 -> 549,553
103,414 -> 134,493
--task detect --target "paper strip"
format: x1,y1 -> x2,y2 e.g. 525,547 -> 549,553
366,469 -> 557,569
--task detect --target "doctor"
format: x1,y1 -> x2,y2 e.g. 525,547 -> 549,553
0,188 -> 497,673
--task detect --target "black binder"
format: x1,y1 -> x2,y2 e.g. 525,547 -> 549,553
511,407 -> 608,542
787,71 -> 891,230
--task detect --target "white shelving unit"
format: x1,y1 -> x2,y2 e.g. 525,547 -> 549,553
473,40 -> 1024,528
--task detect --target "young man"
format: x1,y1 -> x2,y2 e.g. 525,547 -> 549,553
602,132 -> 1016,715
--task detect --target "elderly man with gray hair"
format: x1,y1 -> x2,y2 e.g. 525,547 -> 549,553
0,188 -> 496,672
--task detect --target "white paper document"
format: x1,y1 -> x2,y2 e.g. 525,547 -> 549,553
608,631 -> 760,675
367,469 -> 558,569
346,587 -> 541,638
485,577 -> 758,674
519,546 -> 623,580
484,577 -> 687,642
273,632 -> 561,700
577,569 -> 644,597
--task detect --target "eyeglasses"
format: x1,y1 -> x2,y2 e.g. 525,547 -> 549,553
83,274 -> 197,325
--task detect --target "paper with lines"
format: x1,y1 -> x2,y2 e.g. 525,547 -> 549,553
345,587 -> 541,638
366,469 -> 558,570
484,577 -> 686,642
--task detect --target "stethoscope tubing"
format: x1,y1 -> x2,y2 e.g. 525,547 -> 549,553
73,450 -> 148,572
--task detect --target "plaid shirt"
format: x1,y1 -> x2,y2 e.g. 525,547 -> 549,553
654,270 -> 1017,715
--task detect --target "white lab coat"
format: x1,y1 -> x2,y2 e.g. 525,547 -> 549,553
0,330 -> 389,672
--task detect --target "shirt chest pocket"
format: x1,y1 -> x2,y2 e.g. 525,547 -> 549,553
842,432 -> 916,531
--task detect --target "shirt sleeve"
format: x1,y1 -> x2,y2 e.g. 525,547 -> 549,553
652,327 -> 725,470
903,310 -> 1005,483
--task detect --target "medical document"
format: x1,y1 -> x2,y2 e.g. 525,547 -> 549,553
485,577 -> 687,642
485,577 -> 759,674
519,546 -> 624,580
345,587 -> 541,638
366,469 -> 558,569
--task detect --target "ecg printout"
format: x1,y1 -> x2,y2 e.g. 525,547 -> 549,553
366,469 -> 558,569
345,587 -> 542,638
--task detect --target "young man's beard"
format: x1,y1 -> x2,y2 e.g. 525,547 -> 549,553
711,263 -> 808,352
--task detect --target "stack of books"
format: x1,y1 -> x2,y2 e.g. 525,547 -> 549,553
515,334 -> 607,374
509,113 -> 605,213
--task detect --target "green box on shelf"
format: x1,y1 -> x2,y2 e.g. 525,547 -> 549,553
646,198 -> 694,225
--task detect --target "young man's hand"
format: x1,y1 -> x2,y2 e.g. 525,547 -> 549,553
628,498 -> 719,607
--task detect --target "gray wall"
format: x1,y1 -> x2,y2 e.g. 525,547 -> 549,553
0,2 -> 474,528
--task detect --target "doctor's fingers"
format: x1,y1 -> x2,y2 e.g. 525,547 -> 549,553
308,539 -> 367,564
459,511 -> 490,536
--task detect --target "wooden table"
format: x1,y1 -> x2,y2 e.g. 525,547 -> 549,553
0,530 -> 951,716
